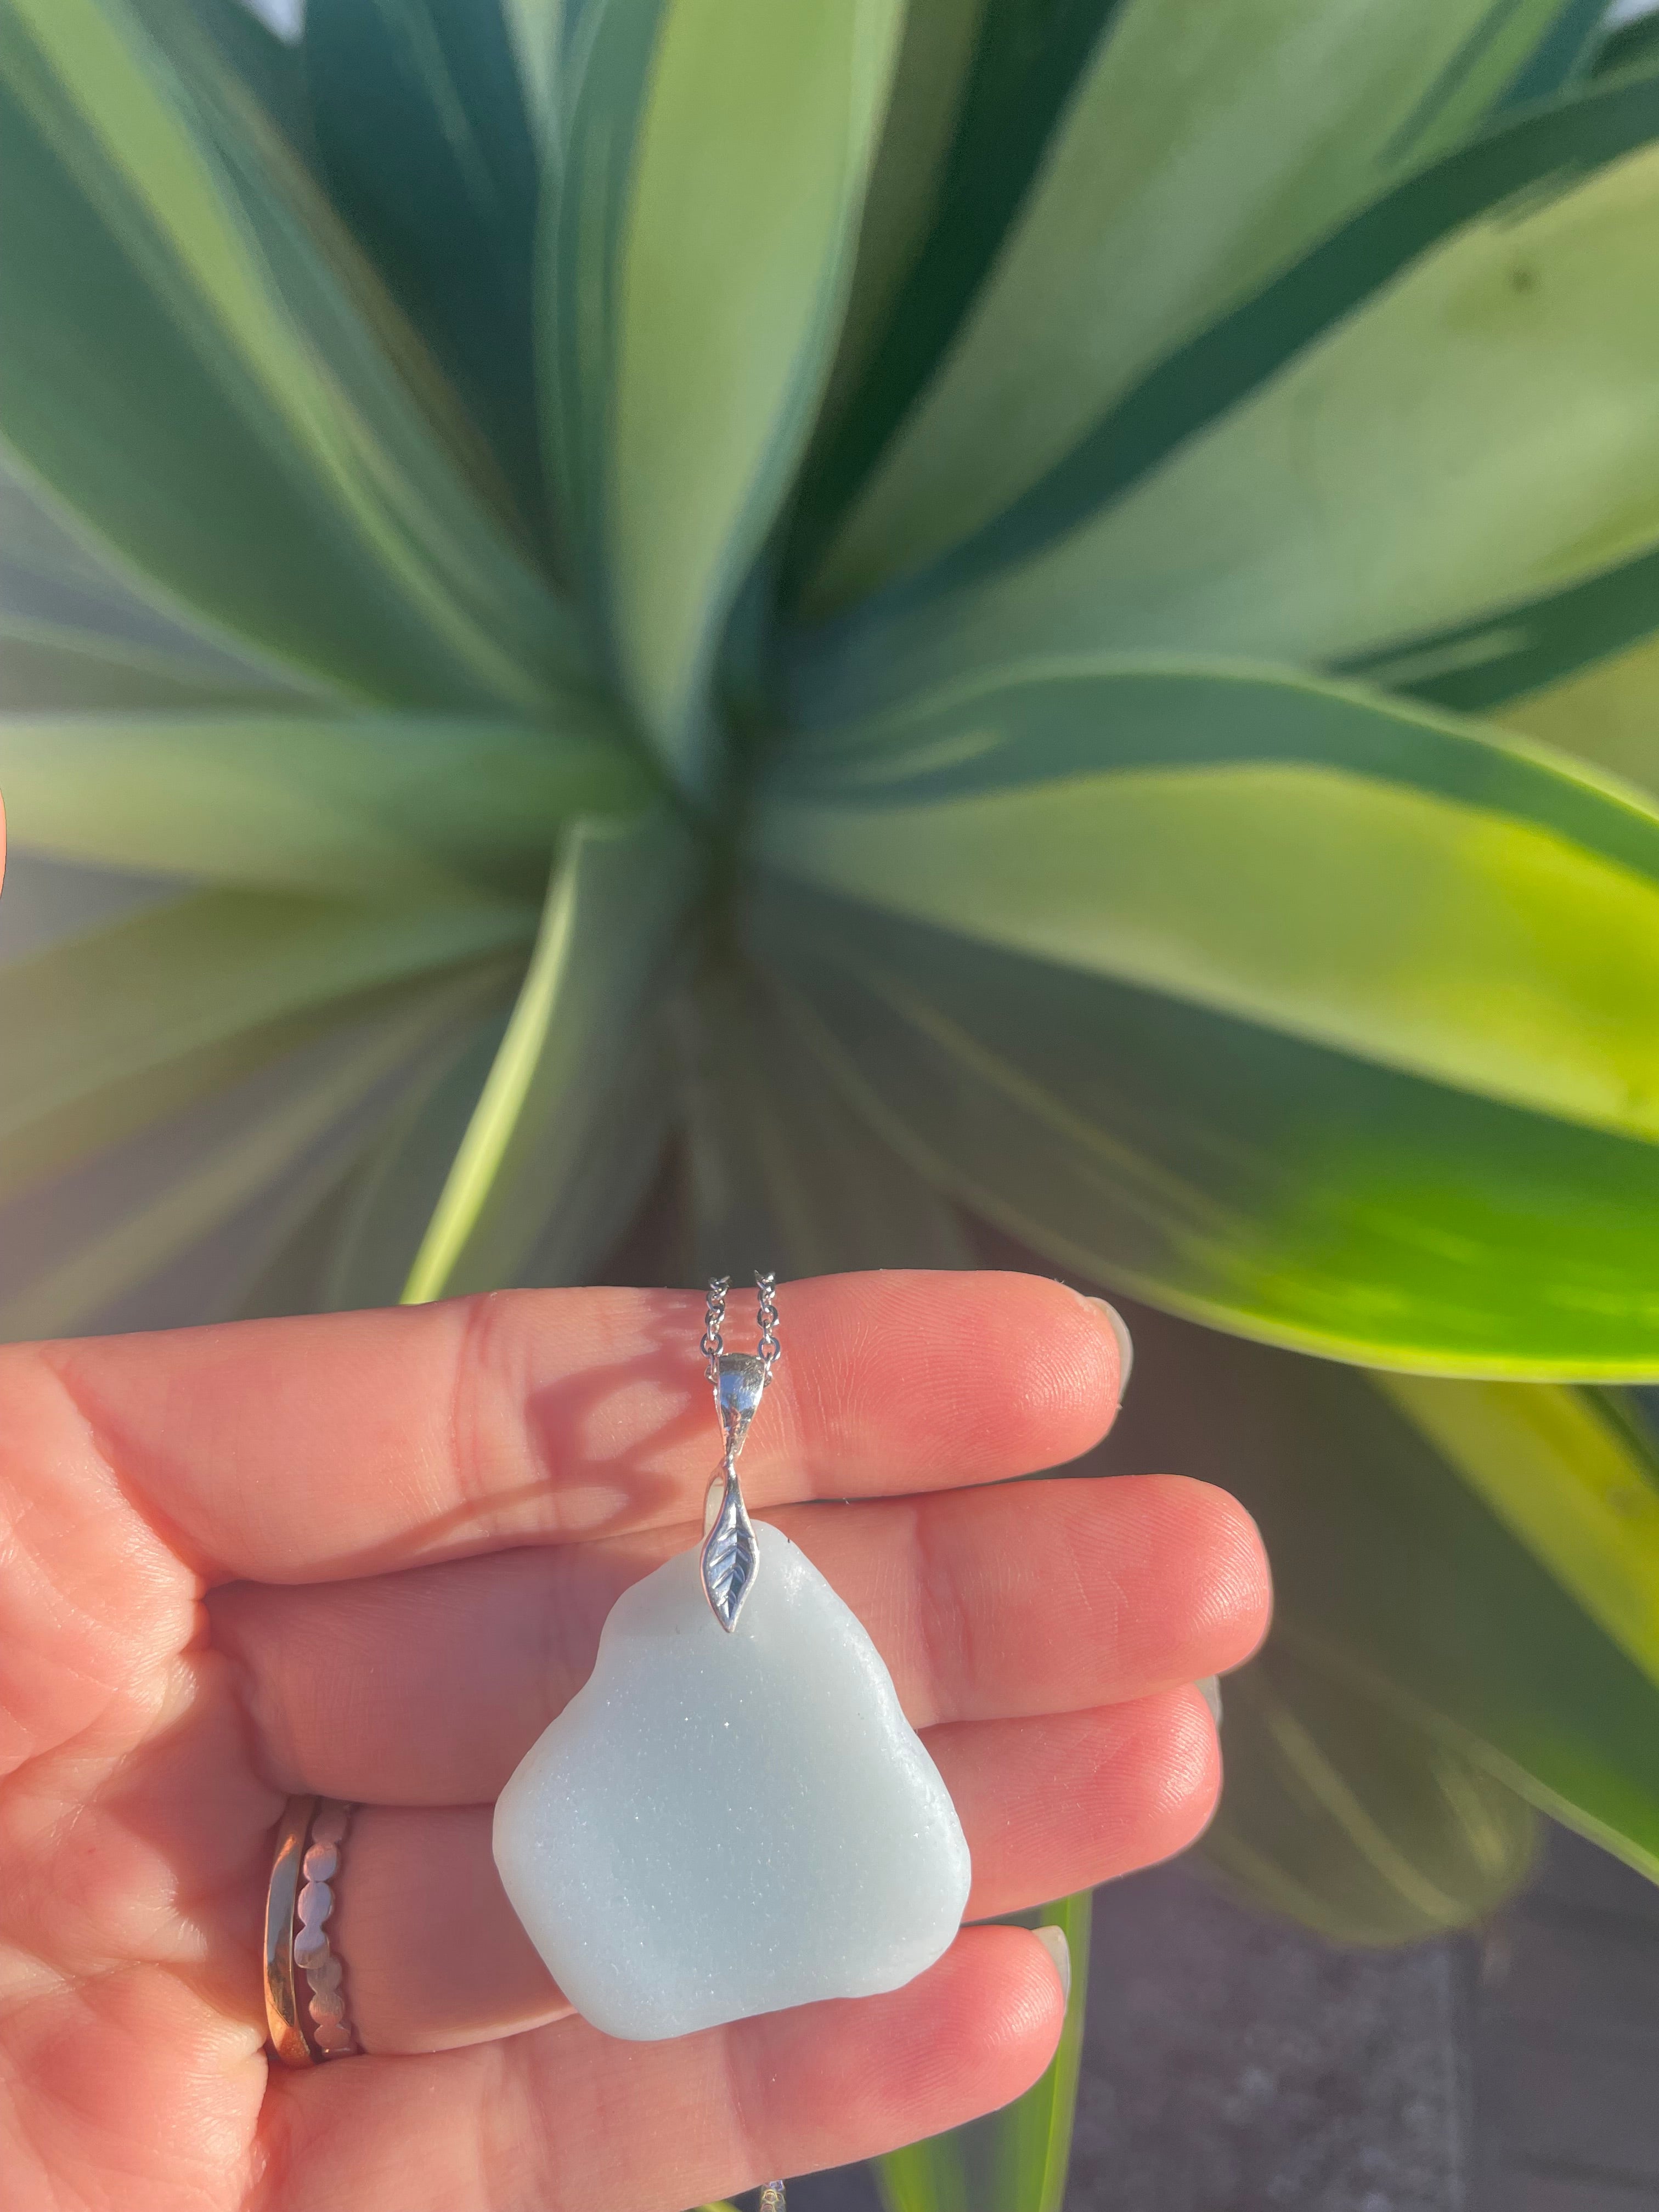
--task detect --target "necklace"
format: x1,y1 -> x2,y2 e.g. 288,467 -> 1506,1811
492,1276 -> 972,2184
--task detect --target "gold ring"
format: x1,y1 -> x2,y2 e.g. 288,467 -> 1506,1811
264,1796 -> 316,2066
264,1795 -> 362,2064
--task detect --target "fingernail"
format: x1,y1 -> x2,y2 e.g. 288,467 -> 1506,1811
1031,1923 -> 1071,2004
1197,1675 -> 1223,1726
1082,1295 -> 1133,1396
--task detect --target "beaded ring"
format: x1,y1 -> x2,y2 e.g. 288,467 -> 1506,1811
292,1799 -> 360,2057
264,1796 -> 362,2064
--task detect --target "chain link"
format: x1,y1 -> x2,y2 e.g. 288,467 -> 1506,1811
756,1272 -> 780,1378
702,1272 -> 780,1383
701,1276 -> 730,1385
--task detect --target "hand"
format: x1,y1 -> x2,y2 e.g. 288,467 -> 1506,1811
0,1271 -> 1269,2211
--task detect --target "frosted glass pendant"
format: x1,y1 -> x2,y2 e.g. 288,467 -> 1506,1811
492,1278 -> 971,2044
492,1519 -> 971,2040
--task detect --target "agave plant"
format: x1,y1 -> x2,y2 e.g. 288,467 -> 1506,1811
9,0 -> 1659,2200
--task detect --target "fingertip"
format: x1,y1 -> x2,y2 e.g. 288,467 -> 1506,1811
1074,1293 -> 1133,1400
943,1923 -> 1070,2097
733,1923 -> 1066,2170
1160,1680 -> 1225,1852
799,1271 -> 1128,1487
1132,1473 -> 1274,1673
1192,1480 -> 1274,1668
955,1271 -> 1127,1468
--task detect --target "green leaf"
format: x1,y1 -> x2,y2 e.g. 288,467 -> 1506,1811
311,1010 -> 508,1308
0,889 -> 530,1210
809,0 -> 1581,614
0,449 -> 300,712
542,0 -> 902,788
0,624 -> 287,713
402,806 -> 697,1300
1497,0 -> 1609,108
0,968 -> 493,1339
1500,633 -> 1659,795
1380,1378 -> 1659,1697
0,0 -> 586,709
786,0 -> 1131,584
226,997 -> 531,1318
1199,1643 -> 1539,1945
807,0 -> 987,447
498,0 -> 562,138
757,884 -> 1659,1373
1113,1303 -> 1659,1882
762,664 -> 1659,1150
302,0 -> 545,518
512,1011 -> 677,1288
278,979 -> 671,1309
1593,9 -> 1659,81
1375,545 -> 1659,720
0,710 -> 648,896
676,960 -> 974,1281
809,65 -> 1659,673
875,1892 -> 1091,2212
182,0 -> 320,160
751,663 -> 1659,1372
802,95 -> 1659,723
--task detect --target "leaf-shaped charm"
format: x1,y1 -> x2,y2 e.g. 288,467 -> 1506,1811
701,1468 -> 759,1633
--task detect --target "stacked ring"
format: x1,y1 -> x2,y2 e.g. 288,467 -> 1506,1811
264,1795 -> 362,2064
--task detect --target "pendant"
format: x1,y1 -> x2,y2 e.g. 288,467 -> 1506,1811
492,1274 -> 972,2050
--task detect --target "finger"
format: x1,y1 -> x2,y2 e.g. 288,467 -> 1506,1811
318,1691 -> 1211,2054
942,1686 -> 1220,1915
212,1475 -> 1266,1802
260,1923 -> 1065,2212
25,1272 -> 1124,1584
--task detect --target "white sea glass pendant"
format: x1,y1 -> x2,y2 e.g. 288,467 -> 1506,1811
492,1517 -> 972,2041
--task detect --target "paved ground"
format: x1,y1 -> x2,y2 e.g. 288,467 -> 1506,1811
1470,1830 -> 1659,2211
777,1850 -> 1469,2212
1069,1859 -> 1468,2212
769,1828 -> 1659,2211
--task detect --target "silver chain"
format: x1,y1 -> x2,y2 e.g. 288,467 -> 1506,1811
756,1272 -> 780,1376
701,1277 -> 729,1385
702,1273 -> 780,1384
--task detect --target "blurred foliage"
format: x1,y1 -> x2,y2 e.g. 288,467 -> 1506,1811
6,1 -> 1659,2203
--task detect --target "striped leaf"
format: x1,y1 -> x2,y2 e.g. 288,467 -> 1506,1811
541,0 -> 901,788
810,0 -> 1586,614
1114,1301 -> 1659,1886
303,0 -> 546,518
0,710 -> 647,897
0,888 -> 529,1215
678,960 -> 974,1284
403,806 -> 696,1299
1499,630 -> 1659,798
753,662 -> 1659,1371
797,76 -> 1659,724
1200,1643 -> 1539,1945
0,966 -> 499,1338
0,0 -> 586,708
0,452 -> 299,712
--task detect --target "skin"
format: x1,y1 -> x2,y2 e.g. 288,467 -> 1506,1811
0,1269 -> 1271,2211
